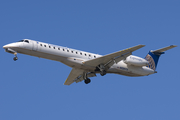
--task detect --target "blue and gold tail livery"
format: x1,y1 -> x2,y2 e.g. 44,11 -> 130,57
145,51 -> 162,70
145,45 -> 177,70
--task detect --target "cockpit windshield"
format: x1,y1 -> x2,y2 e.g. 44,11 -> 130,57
18,40 -> 24,42
18,40 -> 29,43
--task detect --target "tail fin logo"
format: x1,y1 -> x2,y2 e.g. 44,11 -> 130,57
145,54 -> 156,70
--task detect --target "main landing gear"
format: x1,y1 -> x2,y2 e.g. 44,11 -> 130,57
13,53 -> 18,61
100,70 -> 106,76
84,78 -> 91,84
83,72 -> 91,84
98,64 -> 107,76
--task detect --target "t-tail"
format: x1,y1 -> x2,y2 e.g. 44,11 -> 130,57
145,45 -> 177,70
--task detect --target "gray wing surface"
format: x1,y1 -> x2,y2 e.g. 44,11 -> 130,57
64,68 -> 96,85
64,68 -> 84,85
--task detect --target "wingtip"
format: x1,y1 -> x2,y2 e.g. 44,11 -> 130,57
63,83 -> 69,86
64,79 -> 68,85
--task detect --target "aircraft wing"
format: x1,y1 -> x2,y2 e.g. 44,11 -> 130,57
83,44 -> 145,68
64,68 -> 84,85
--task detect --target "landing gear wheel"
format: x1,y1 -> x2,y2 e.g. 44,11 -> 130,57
84,78 -> 91,84
13,57 -> 18,61
100,70 -> 106,76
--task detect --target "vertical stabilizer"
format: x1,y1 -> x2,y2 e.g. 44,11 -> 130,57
145,45 -> 177,70
145,51 -> 162,70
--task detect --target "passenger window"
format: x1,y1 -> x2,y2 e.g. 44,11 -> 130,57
49,46 -> 51,48
89,54 -> 91,57
76,52 -> 78,54
67,50 -> 69,52
63,49 -> 65,51
85,54 -> 87,56
54,47 -> 55,49
58,48 -> 60,50
80,53 -> 82,55
94,56 -> 96,58
71,51 -> 73,53
44,45 -> 46,47
40,44 -> 42,46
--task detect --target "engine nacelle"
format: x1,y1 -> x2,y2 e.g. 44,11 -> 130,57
124,55 -> 149,66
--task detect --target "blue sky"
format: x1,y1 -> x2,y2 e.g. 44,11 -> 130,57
1,0 -> 180,120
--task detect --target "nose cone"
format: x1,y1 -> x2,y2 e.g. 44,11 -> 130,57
3,43 -> 19,49
3,45 -> 8,49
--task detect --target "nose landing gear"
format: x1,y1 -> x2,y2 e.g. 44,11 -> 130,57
13,53 -> 18,61
13,56 -> 18,61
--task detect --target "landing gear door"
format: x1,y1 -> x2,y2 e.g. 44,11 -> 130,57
32,41 -> 38,51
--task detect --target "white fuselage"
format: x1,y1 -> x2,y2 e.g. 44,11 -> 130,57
3,39 -> 155,77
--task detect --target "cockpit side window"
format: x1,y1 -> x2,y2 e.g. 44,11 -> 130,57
24,40 -> 29,43
18,40 -> 29,43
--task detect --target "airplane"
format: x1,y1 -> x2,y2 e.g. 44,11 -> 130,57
3,39 -> 177,85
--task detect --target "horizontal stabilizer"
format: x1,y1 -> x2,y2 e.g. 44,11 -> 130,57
151,45 -> 177,54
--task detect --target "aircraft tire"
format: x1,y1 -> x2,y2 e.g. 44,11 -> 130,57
13,57 -> 18,61
84,78 -> 91,84
100,70 -> 106,76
